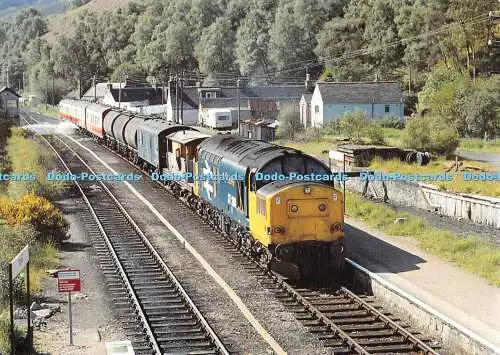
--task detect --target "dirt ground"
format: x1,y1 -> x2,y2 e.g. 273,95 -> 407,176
33,193 -> 127,355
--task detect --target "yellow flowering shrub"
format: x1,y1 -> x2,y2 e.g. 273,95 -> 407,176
0,193 -> 68,243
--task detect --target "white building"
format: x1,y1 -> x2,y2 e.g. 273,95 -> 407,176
102,86 -> 168,116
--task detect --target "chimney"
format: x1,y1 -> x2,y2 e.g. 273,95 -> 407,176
305,73 -> 311,90
196,81 -> 201,88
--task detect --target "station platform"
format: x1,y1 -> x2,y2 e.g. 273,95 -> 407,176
344,217 -> 500,351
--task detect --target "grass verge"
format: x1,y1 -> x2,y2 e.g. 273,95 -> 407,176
369,158 -> 500,198
458,138 -> 500,154
345,192 -> 500,286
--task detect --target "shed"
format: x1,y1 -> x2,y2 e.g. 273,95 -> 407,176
0,87 -> 21,120
239,119 -> 278,142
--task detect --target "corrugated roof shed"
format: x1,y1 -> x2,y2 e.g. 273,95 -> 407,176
317,81 -> 402,103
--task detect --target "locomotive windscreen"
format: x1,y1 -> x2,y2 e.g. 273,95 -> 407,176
257,154 -> 331,189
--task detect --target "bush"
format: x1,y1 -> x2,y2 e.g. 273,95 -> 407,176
277,106 -> 302,139
339,109 -> 368,143
364,123 -> 385,145
402,116 -> 459,155
378,116 -> 405,129
0,194 -> 68,243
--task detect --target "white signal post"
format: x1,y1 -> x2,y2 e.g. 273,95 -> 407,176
57,269 -> 81,345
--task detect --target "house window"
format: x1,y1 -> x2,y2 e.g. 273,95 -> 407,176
205,92 -> 217,99
384,104 -> 390,113
315,105 -> 319,113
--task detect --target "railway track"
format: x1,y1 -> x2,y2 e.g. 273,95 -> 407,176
22,113 -> 230,355
26,111 -> 441,354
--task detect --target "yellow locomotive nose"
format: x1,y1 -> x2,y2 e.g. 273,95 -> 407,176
250,182 -> 344,246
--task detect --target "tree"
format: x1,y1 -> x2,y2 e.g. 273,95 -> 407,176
463,78 -> 500,137
338,109 -> 369,144
277,105 -> 302,139
111,63 -> 145,82
402,116 -> 459,155
142,22 -> 196,74
268,0 -> 324,78
235,0 -> 277,77
195,17 -> 236,75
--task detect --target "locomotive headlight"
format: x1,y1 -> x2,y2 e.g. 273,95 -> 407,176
304,186 -> 311,194
330,223 -> 343,233
319,203 -> 327,211
290,204 -> 299,213
274,226 -> 285,233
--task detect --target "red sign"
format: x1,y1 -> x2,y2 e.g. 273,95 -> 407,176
57,269 -> 81,292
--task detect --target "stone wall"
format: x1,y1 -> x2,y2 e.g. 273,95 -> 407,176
330,162 -> 500,229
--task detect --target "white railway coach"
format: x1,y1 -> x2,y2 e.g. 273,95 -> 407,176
85,103 -> 112,138
59,99 -> 90,128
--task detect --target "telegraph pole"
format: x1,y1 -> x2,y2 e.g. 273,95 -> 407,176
52,75 -> 55,106
45,76 -> 48,111
93,75 -> 97,102
175,74 -> 179,123
180,71 -> 184,125
237,78 -> 241,135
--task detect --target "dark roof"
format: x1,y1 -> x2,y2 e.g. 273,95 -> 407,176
170,86 -> 199,109
109,87 -> 165,104
301,93 -> 313,103
82,83 -> 123,102
201,97 -> 250,109
244,85 -> 306,99
0,87 -> 21,97
316,81 -> 402,103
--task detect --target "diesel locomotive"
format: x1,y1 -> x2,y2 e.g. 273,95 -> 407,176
58,99 -> 345,279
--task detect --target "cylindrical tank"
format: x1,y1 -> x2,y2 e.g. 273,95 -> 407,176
103,110 -> 122,138
123,116 -> 144,149
112,112 -> 133,144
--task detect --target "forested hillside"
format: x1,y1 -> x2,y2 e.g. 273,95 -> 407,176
0,0 -> 499,137
0,0 -> 72,19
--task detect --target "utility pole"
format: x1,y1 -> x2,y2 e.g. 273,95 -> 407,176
408,66 -> 412,94
180,71 -> 184,125
52,75 -> 55,106
22,72 -> 26,92
237,78 -> 241,136
45,76 -> 48,111
175,73 -> 179,123
119,74 -> 124,109
93,75 -> 97,102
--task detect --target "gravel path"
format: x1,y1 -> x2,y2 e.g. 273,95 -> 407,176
34,191 -> 127,355
456,150 -> 500,169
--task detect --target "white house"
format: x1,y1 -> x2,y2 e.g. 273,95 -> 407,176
299,93 -> 313,128
166,86 -> 199,125
81,82 -> 124,103
102,86 -> 167,115
310,81 -> 404,127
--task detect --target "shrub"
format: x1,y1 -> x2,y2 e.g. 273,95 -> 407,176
402,116 -> 459,155
277,106 -> 302,139
364,123 -> 385,145
0,194 -> 68,243
339,109 -> 368,143
378,116 -> 405,129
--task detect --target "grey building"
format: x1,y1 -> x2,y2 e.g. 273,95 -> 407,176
0,87 -> 21,119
